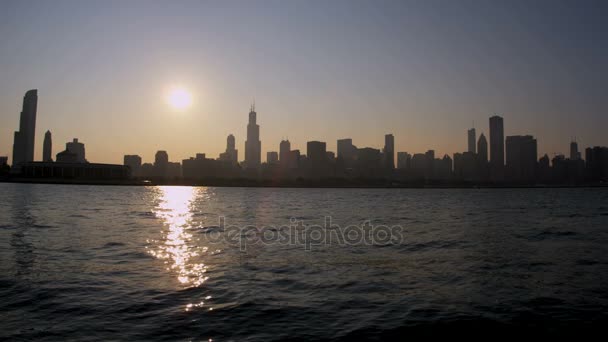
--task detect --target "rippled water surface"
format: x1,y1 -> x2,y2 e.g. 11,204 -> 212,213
1,183 -> 608,340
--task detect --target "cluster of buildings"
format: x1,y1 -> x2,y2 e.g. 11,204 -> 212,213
1,90 -> 130,180
2,89 -> 607,185
122,105 -> 608,184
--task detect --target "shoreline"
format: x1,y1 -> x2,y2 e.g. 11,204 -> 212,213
1,178 -> 606,189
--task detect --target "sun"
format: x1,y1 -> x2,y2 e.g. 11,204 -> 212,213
166,87 -> 192,110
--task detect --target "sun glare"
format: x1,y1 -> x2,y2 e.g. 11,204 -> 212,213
166,88 -> 192,110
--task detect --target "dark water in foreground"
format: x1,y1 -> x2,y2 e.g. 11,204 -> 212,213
1,183 -> 608,340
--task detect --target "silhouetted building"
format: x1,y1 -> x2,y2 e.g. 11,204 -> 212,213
477,133 -> 488,163
538,154 -> 551,182
12,89 -> 38,168
570,141 -> 581,160
397,152 -> 411,170
425,150 -> 435,179
410,153 -> 427,179
124,155 -> 142,177
505,135 -> 537,182
337,138 -> 358,169
245,103 -> 261,169
0,156 -> 8,174
551,156 -> 584,183
154,150 -> 169,178
454,152 -> 477,181
167,162 -> 181,179
477,133 -> 489,180
356,147 -> 382,178
66,138 -> 86,163
267,151 -> 279,164
19,161 -> 130,180
56,150 -> 80,163
287,150 -> 301,170
467,128 -> 476,154
219,134 -> 238,166
489,115 -> 504,180
307,141 -> 332,178
43,130 -> 52,162
585,146 -> 608,182
141,163 -> 154,178
434,155 -> 453,180
383,134 -> 395,170
279,139 -> 291,166
183,153 -> 236,180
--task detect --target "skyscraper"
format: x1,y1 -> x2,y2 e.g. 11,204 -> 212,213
477,133 -> 488,163
279,139 -> 291,166
124,155 -> 142,176
154,150 -> 169,178
468,128 -> 476,154
219,134 -> 238,165
12,89 -> 38,166
489,115 -> 504,180
397,152 -> 411,170
383,134 -> 395,170
505,135 -> 537,181
267,151 -> 279,164
570,141 -> 581,160
245,103 -> 261,169
43,130 -> 52,162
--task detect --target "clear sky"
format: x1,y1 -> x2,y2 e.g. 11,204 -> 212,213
1,0 -> 606,164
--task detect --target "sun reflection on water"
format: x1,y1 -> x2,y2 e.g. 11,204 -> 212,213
147,186 -> 209,288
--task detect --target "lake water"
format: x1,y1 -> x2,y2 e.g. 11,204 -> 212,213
1,183 -> 607,340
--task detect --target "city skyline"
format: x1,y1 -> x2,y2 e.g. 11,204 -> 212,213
0,89 -> 606,169
1,0 -> 606,164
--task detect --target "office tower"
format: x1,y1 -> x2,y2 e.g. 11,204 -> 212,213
307,141 -> 329,178
0,156 -> 8,167
397,152 -> 411,170
585,146 -> 608,182
570,141 -> 581,160
434,155 -> 453,180
124,155 -> 142,177
219,134 -> 238,165
337,138 -> 357,167
43,130 -> 52,162
425,150 -> 435,179
468,128 -> 476,154
383,134 -> 395,170
267,151 -> 279,164
279,140 -> 291,165
505,135 -> 537,181
66,138 -> 86,163
477,133 -> 488,163
155,150 -> 169,177
489,115 -> 504,180
410,153 -> 427,179
307,141 -> 327,162
12,89 -> 38,166
245,103 -> 261,169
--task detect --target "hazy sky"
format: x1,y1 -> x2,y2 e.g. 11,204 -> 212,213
1,0 -> 606,164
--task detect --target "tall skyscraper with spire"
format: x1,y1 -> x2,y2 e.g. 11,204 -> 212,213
245,102 -> 261,169
12,89 -> 38,166
468,128 -> 476,154
43,130 -> 52,162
